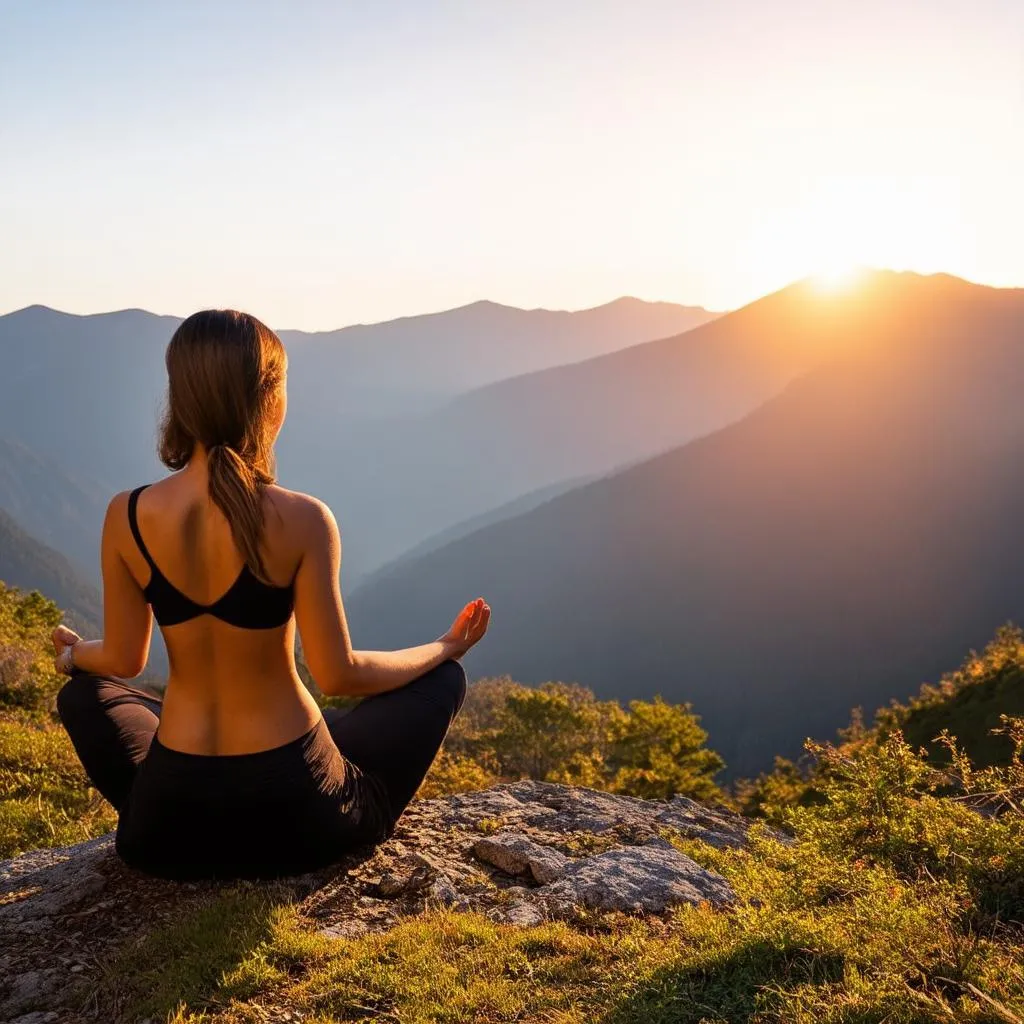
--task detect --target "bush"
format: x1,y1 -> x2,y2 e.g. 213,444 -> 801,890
415,749 -> 496,800
606,694 -> 725,801
435,677 -> 726,802
0,582 -> 64,713
777,722 -> 1024,929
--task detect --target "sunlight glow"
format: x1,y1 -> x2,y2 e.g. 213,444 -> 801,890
810,262 -> 865,293
742,175 -> 971,303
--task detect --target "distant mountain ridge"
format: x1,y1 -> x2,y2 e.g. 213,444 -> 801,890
279,294 -> 716,404
276,297 -> 717,424
3,294 -> 717,424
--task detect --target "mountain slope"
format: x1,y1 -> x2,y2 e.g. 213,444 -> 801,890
347,272 -> 1024,776
307,276 -> 861,579
370,473 -> 599,573
0,436 -> 108,580
0,507 -> 102,635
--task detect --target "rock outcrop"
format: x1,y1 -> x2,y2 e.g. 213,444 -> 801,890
0,781 -> 775,1022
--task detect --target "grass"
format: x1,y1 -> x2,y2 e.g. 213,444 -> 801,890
83,821 -> 1024,1024
96,886 -> 296,1022
0,711 -> 115,856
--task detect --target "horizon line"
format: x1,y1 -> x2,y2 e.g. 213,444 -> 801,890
0,294 -> 726,334
2,267 -> 1020,335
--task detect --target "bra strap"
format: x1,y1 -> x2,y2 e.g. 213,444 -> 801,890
127,484 -> 157,569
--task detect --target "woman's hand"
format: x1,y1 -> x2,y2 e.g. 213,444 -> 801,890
440,597 -> 491,658
52,624 -> 83,673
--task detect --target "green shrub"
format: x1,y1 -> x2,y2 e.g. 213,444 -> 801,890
0,581 -> 64,713
435,677 -> 726,802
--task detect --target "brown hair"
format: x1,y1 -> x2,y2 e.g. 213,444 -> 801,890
158,309 -> 286,584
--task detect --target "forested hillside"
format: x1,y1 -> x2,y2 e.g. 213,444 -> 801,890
738,624 -> 1024,824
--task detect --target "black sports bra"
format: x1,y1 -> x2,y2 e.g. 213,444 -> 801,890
127,484 -> 295,629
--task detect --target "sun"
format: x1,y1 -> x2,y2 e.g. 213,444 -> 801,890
742,175 -> 963,300
810,261 -> 864,293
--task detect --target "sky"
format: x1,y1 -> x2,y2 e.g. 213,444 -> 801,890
1,0 -> 1022,330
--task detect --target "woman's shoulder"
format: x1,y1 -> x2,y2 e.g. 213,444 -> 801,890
262,487 -> 341,565
264,484 -> 338,533
102,486 -> 141,528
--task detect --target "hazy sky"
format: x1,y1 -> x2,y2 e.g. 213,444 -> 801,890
2,0 -> 1022,329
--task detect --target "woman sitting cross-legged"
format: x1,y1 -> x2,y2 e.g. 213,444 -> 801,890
53,309 -> 490,881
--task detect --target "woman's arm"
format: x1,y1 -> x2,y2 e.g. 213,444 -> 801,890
293,497 -> 489,697
55,491 -> 153,679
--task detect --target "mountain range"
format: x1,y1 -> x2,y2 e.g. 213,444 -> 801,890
5,271 -> 1024,777
278,296 -> 716,416
346,272 -> 1024,776
0,297 -> 717,584
282,282 -> 838,578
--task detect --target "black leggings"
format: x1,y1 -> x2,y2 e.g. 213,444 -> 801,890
57,661 -> 467,881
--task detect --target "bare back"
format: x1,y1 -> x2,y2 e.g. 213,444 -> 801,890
121,472 -> 323,755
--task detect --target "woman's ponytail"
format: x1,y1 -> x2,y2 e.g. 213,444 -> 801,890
206,442 -> 275,585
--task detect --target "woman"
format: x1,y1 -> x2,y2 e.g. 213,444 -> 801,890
53,309 -> 490,881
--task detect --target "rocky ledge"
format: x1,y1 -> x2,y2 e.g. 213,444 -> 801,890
1,781 -> 777,1022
